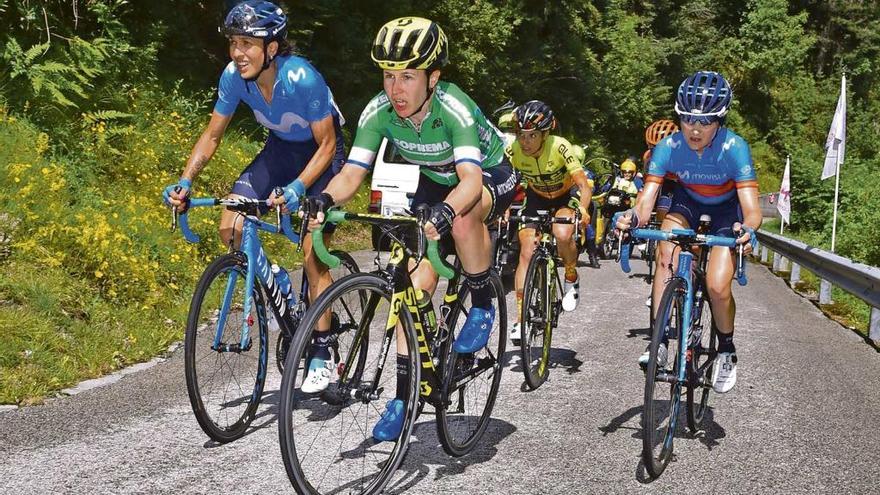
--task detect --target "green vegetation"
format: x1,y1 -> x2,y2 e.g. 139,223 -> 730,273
1,1 -> 878,403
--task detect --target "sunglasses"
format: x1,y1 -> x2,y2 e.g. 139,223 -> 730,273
674,102 -> 725,126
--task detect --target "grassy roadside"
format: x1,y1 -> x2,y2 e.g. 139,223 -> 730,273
759,218 -> 872,339
0,102 -> 370,405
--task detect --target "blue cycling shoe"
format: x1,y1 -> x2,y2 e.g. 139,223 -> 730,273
453,305 -> 495,353
372,399 -> 406,442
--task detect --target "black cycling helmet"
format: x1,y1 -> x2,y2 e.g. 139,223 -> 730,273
514,100 -> 556,132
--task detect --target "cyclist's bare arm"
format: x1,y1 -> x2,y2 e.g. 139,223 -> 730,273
735,185 -> 762,252
619,180 -> 660,229
572,169 -> 592,222
182,111 -> 233,181
294,115 -> 337,188
443,162 -> 484,215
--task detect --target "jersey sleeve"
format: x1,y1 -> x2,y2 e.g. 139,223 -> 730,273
729,137 -> 758,189
297,67 -> 333,123
645,136 -> 673,185
347,94 -> 389,170
449,118 -> 482,169
213,63 -> 241,116
557,138 -> 582,176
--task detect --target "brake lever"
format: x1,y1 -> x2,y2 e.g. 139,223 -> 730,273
297,199 -> 310,253
273,186 -> 284,232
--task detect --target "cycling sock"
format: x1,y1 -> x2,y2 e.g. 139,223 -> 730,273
564,264 -> 578,282
718,333 -> 735,353
310,332 -> 332,361
395,354 -> 409,402
465,268 -> 492,310
515,290 -> 523,321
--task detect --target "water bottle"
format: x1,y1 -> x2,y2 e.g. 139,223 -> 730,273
271,264 -> 293,300
415,289 -> 436,338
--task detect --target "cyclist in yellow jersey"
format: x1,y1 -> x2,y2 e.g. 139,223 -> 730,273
506,101 -> 592,342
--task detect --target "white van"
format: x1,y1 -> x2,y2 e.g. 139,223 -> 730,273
368,138 -> 420,250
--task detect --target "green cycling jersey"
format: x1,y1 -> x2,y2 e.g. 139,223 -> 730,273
346,81 -> 507,186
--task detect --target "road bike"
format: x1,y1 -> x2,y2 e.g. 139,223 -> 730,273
514,209 -> 579,390
617,215 -> 754,478
278,207 -> 507,494
169,194 -> 358,443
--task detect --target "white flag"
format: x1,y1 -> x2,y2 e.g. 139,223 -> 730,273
777,156 -> 791,225
822,75 -> 846,180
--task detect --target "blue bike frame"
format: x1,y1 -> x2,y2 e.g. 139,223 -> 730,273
176,198 -> 302,351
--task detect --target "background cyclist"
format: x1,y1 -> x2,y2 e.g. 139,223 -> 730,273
506,101 -> 592,343
162,1 -> 345,380
641,119 -> 679,222
616,71 -> 761,393
304,17 -> 515,441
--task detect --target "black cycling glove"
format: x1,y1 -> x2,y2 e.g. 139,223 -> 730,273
428,201 -> 456,236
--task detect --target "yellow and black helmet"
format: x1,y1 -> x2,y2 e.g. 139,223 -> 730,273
371,17 -> 448,71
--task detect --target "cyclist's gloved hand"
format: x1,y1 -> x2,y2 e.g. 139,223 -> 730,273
615,208 -> 639,232
733,222 -> 757,254
302,192 -> 335,231
425,202 -> 455,240
281,179 -> 306,213
163,177 -> 192,209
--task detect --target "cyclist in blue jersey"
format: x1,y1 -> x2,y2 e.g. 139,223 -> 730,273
616,71 -> 761,393
163,1 -> 345,388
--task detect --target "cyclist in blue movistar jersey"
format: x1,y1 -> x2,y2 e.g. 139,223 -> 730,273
616,71 -> 761,394
163,1 -> 345,379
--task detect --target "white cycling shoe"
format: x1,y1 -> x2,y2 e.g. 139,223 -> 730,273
562,277 -> 580,312
301,357 -> 334,394
638,342 -> 668,369
509,322 -> 522,345
711,352 -> 738,393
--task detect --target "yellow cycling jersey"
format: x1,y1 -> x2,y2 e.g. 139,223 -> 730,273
506,135 -> 584,199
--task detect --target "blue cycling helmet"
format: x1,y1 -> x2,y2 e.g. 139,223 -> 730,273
222,1 -> 288,41
674,71 -> 732,123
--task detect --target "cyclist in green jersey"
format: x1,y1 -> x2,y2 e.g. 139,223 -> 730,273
303,17 -> 516,441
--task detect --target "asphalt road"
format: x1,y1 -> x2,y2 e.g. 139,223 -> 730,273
2,251 -> 879,494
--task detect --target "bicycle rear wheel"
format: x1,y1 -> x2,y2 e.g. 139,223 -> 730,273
436,273 -> 507,457
520,252 -> 553,390
686,288 -> 717,432
642,277 -> 685,478
184,253 -> 268,443
278,272 -> 419,495
274,249 -> 361,374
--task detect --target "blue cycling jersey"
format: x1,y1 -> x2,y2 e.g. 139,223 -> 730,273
214,55 -> 344,142
646,127 -> 757,205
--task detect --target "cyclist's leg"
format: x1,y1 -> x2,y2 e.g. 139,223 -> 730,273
705,199 -> 744,392
515,226 -> 538,324
452,162 -> 516,352
553,202 -> 580,311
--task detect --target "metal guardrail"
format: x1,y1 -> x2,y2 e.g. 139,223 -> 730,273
755,229 -> 880,341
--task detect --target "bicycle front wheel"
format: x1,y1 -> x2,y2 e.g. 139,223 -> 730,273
436,273 -> 507,457
184,253 -> 268,443
520,252 -> 553,390
642,277 -> 686,478
686,287 -> 717,432
278,272 -> 419,495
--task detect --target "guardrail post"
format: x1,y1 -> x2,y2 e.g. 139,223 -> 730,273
790,263 -> 801,284
773,252 -> 782,272
761,246 -> 770,263
819,279 -> 833,305
870,307 -> 880,342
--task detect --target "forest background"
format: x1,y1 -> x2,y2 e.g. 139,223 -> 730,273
1,0 -> 877,404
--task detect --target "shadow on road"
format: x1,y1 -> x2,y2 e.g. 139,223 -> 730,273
599,401 -> 728,482
504,347 -> 584,379
385,418 -> 518,493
